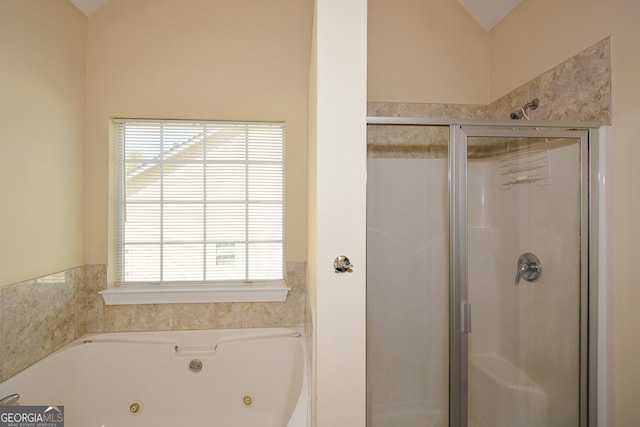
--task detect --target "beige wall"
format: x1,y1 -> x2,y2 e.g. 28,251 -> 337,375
489,0 -> 640,425
0,0 -> 87,286
85,0 -> 313,272
368,0 -> 489,104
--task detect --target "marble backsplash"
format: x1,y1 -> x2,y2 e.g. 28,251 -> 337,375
484,37 -> 610,123
0,262 -> 305,381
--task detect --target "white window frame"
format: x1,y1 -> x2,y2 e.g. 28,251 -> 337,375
101,119 -> 289,305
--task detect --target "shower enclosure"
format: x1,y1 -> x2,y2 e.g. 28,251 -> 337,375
366,119 -> 599,427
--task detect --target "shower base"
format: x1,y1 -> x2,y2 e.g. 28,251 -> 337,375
371,399 -> 444,427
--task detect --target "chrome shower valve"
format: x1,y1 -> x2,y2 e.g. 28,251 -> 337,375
515,252 -> 542,285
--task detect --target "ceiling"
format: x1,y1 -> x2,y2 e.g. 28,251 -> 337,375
69,0 -> 107,16
457,0 -> 523,31
69,0 -> 522,32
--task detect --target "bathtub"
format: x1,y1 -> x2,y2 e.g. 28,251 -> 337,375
0,327 -> 308,427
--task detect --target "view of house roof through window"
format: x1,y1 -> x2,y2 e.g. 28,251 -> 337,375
114,119 -> 284,285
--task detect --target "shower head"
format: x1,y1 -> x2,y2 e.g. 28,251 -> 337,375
510,109 -> 525,120
510,98 -> 540,120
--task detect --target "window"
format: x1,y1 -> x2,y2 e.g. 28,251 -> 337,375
114,119 -> 284,288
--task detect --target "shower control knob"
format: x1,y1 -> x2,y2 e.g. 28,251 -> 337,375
333,255 -> 353,273
515,252 -> 542,285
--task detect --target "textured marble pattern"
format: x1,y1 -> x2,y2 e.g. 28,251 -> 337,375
241,261 -> 305,328
367,125 -> 534,159
0,262 -> 306,380
80,265 -> 107,334
367,102 -> 484,119
366,107 -> 471,159
102,261 -> 306,332
367,125 -> 449,159
173,303 -> 243,330
2,270 -> 76,379
104,304 -> 175,332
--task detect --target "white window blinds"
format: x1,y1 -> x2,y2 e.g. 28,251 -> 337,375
114,119 -> 284,285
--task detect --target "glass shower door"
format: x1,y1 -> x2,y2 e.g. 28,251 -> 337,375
461,129 -> 589,427
367,125 -> 450,427
366,120 -> 597,427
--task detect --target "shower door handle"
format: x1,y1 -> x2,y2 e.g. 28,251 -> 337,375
461,302 -> 471,334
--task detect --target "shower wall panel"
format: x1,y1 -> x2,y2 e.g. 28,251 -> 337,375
367,156 -> 448,427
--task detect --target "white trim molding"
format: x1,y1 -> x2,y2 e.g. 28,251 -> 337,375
100,282 -> 290,305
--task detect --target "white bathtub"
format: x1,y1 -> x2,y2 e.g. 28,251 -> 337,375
0,327 -> 308,427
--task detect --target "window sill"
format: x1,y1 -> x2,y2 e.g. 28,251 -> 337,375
99,282 -> 290,305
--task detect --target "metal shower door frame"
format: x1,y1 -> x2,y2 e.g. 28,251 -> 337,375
448,124 -> 599,427
365,116 -> 600,427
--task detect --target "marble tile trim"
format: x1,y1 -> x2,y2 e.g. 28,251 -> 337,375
102,261 -> 306,332
0,262 -> 306,381
1,267 -> 83,381
486,38 -> 611,123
